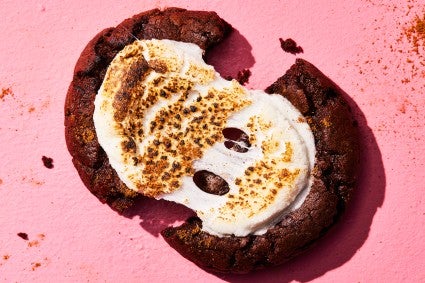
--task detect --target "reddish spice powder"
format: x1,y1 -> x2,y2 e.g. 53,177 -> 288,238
0,87 -> 13,100
404,13 -> 425,54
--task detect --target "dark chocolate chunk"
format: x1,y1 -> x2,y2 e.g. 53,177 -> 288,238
279,38 -> 304,55
42,156 -> 54,169
17,232 -> 29,240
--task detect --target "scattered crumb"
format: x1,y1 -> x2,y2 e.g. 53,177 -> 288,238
30,257 -> 50,271
28,106 -> 36,113
28,240 -> 40,247
236,69 -> 251,85
224,69 -> 251,85
32,180 -> 45,186
21,175 -> 45,186
31,262 -> 42,271
397,8 -> 425,84
0,87 -> 14,100
28,233 -> 46,247
348,2 -> 425,88
17,232 -> 29,240
279,38 -> 304,55
3,254 -> 10,260
42,156 -> 54,169
0,178 -> 3,185
401,78 -> 411,84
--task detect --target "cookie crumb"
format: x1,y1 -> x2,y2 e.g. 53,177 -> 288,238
236,69 -> 251,85
17,232 -> 29,240
3,254 -> 10,260
224,69 -> 251,85
42,156 -> 54,169
279,38 -> 304,55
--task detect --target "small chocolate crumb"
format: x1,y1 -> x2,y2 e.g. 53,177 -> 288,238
236,69 -> 251,85
17,232 -> 29,240
193,170 -> 230,195
279,38 -> 304,55
223,69 -> 252,85
42,156 -> 54,169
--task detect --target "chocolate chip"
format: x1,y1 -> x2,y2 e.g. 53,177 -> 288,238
224,140 -> 249,153
222,127 -> 251,152
193,170 -> 230,195
17,232 -> 29,240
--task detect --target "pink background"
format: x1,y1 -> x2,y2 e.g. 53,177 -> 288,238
1,0 -> 424,282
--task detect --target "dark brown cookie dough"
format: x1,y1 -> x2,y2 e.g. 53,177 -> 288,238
65,8 -> 232,212
161,59 -> 360,273
65,8 -> 359,274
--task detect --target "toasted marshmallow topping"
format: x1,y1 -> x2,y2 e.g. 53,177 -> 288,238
94,39 -> 315,237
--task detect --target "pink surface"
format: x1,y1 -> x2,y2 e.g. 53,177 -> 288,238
0,0 -> 424,282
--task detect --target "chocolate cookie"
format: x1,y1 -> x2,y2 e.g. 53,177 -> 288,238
65,8 -> 360,273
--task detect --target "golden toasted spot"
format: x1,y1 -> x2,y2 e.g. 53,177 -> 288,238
321,117 -> 332,127
121,137 -> 137,154
247,115 -> 272,132
186,63 -> 215,84
217,140 -> 298,222
81,128 -> 95,143
282,142 -> 293,162
148,59 -> 168,73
